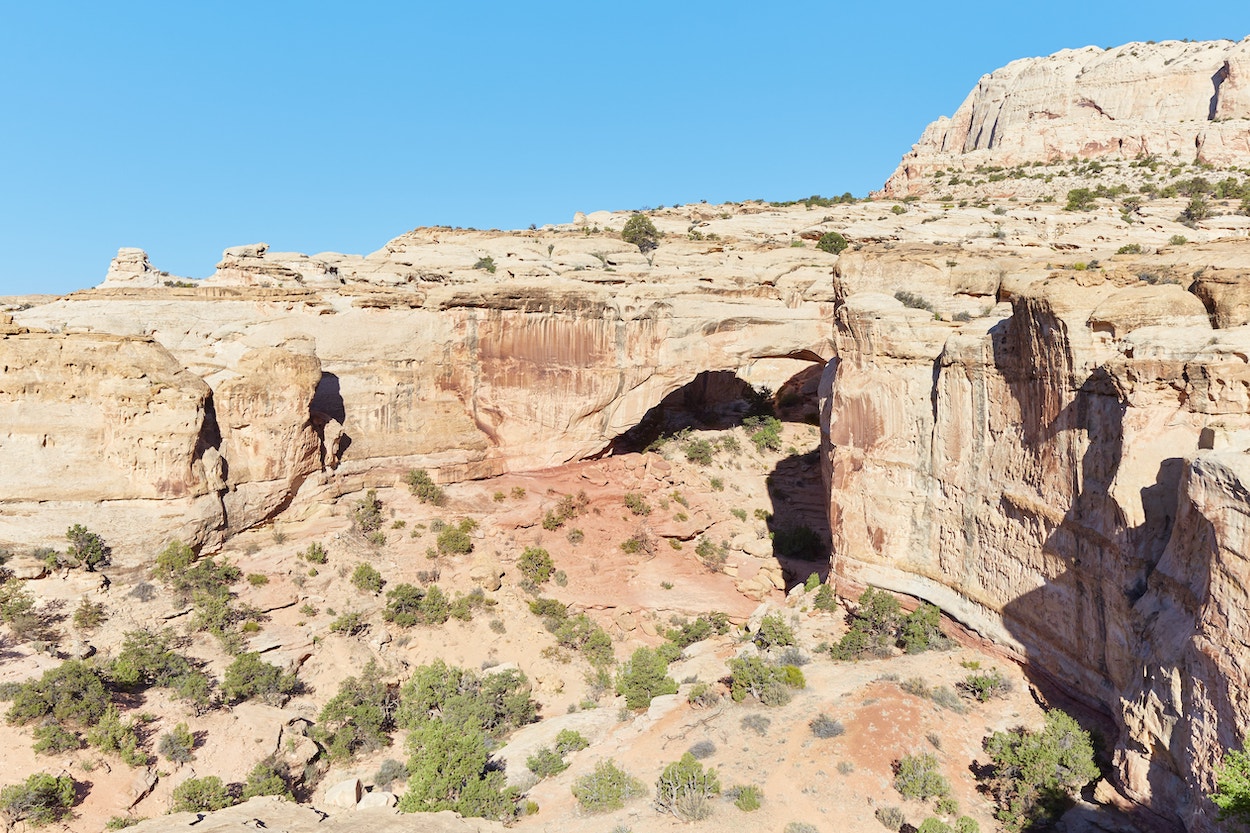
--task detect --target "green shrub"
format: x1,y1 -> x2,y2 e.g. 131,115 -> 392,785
744,416 -> 782,452
982,709 -> 1099,831
572,759 -> 645,813
623,492 -> 651,516
816,231 -> 848,254
1169,234 -> 1189,245
404,469 -> 446,505
1116,243 -> 1144,255
518,547 -> 554,584
831,587 -> 902,660
619,534 -> 647,554
0,577 -> 41,639
352,490 -> 384,533
918,819 -> 953,833
954,817 -> 980,833
66,524 -> 109,571
171,776 -> 235,813
109,629 -> 212,705
1180,195 -> 1210,224
242,758 -> 293,800
222,652 -> 298,704
732,784 -> 763,811
302,542 -> 327,564
246,573 -> 269,586
753,613 -> 796,650
398,717 -> 516,820
153,542 -> 193,587
328,610 -> 366,636
158,723 -> 195,763
727,655 -> 803,705
530,601 -> 614,667
0,772 -> 76,826
813,583 -> 837,612
958,669 -> 1012,702
1212,747 -> 1250,825
894,752 -> 950,801
313,661 -> 398,760
384,583 -> 454,627
450,586 -> 493,621
1064,188 -> 1096,211
528,597 -> 567,620
684,438 -> 714,465
86,704 -> 149,766
555,728 -> 589,754
352,563 -> 385,594
31,721 -> 81,754
621,213 -> 660,252
6,659 -> 111,727
188,588 -> 252,653
655,753 -> 720,820
396,660 -> 536,740
693,535 -> 728,571
526,747 -> 568,779
665,612 -> 729,647
615,646 -> 677,709
900,603 -> 949,653
473,255 -> 497,273
105,815 -> 145,829
895,290 -> 934,311
436,520 -> 475,555
687,682 -> 719,708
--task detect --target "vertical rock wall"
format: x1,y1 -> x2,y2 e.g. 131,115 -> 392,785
820,255 -> 1250,830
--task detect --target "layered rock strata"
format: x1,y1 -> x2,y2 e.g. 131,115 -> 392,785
884,38 -> 1250,196
820,236 -> 1250,830
3,220 -> 836,559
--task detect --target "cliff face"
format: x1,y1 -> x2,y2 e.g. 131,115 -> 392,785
6,89 -> 1250,825
2,215 -> 836,559
883,38 -> 1250,196
817,221 -> 1250,827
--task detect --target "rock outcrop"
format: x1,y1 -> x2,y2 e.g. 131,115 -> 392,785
3,216 -> 836,559
883,38 -> 1250,196
820,219 -> 1250,830
0,331 -> 226,555
102,247 -> 167,287
7,50 -> 1250,826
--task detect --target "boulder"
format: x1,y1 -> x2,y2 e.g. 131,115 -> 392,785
324,778 -> 362,808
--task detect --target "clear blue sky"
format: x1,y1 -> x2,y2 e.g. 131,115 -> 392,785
1,2 -> 1247,295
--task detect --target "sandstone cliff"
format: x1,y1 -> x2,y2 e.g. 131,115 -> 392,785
820,239 -> 1250,829
883,38 -> 1250,197
6,46 -> 1250,826
3,217 -> 837,559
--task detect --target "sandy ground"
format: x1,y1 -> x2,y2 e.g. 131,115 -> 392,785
0,420 -> 1057,833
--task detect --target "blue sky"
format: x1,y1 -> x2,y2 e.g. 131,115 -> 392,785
1,2 -> 1247,295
